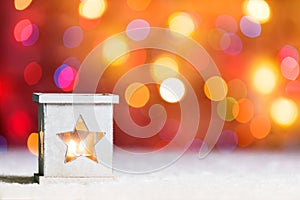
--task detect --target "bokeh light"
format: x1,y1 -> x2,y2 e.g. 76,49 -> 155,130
217,97 -> 239,121
126,19 -> 150,41
63,26 -> 84,48
250,115 -> 271,139
0,136 -> 8,153
280,56 -> 299,80
14,19 -> 39,46
14,19 -> 32,42
234,98 -> 254,123
22,24 -> 39,46
278,45 -> 299,62
216,15 -> 238,33
243,0 -> 271,23
7,110 -> 32,137
240,16 -> 261,38
160,78 -> 185,103
253,66 -> 277,94
285,80 -> 300,98
208,29 -> 226,50
204,76 -> 228,101
102,37 -> 129,65
27,132 -> 38,156
216,130 -> 238,153
220,33 -> 243,55
63,57 -> 81,69
79,0 -> 107,20
270,97 -> 298,127
168,12 -> 196,37
125,82 -> 150,108
127,0 -> 151,11
151,56 -> 179,83
227,79 -> 247,100
54,64 -> 78,91
24,61 -> 42,86
14,0 -> 32,10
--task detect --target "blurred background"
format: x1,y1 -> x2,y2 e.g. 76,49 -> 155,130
1,0 -> 300,156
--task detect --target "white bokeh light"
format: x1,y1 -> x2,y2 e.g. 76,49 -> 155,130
159,78 -> 185,103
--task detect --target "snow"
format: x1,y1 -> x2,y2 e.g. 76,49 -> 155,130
1,149 -> 300,199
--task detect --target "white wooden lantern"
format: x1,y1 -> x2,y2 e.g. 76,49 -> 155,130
33,93 -> 119,184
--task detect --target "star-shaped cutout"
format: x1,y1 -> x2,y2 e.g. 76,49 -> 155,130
57,115 -> 105,163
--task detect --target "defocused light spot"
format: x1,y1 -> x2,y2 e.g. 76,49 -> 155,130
63,56 -> 81,69
243,0 -> 271,23
250,115 -> 271,139
27,132 -> 38,156
127,0 -> 151,11
79,0 -> 107,20
158,118 -> 179,142
220,33 -> 243,55
22,24 -> 39,46
240,16 -> 261,38
285,80 -> 300,97
270,98 -> 298,127
125,82 -> 150,108
160,78 -> 185,103
204,76 -> 228,101
168,12 -> 196,37
63,26 -> 84,48
14,0 -> 32,10
14,19 -> 32,42
54,64 -> 78,91
126,19 -> 150,41
253,66 -> 277,94
24,61 -> 42,86
280,57 -> 299,80
217,130 -> 238,153
235,123 -> 255,147
8,111 -> 32,137
208,29 -> 226,50
14,19 -> 39,46
102,37 -> 129,65
217,97 -> 239,121
216,15 -> 238,33
0,136 -> 7,153
151,56 -> 179,83
278,45 -> 299,62
227,79 -> 247,100
234,98 -> 254,123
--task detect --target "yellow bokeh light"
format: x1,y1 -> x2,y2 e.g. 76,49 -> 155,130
125,82 -> 150,108
14,0 -> 32,10
217,97 -> 239,121
27,132 -> 38,156
243,0 -> 271,23
160,78 -> 185,103
168,12 -> 195,37
151,56 -> 179,83
79,0 -> 107,20
253,66 -> 277,94
204,76 -> 228,101
102,37 -> 129,65
270,98 -> 298,127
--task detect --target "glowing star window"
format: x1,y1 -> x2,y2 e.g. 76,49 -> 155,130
32,93 -> 119,184
57,115 -> 105,163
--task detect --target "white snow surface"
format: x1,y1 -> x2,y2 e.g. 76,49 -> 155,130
1,149 -> 300,199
